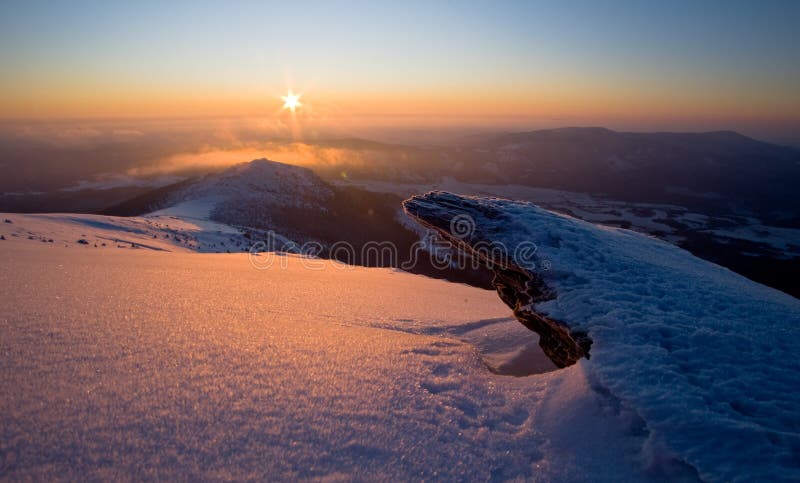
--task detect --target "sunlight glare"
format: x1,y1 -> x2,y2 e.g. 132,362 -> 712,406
281,90 -> 303,112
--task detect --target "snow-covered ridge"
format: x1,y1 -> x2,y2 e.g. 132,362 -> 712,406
164,158 -> 333,227
172,158 -> 331,207
0,159 -> 333,254
403,191 -> 800,482
0,211 -> 276,254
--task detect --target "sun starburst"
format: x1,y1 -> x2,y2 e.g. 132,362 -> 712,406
281,90 -> 302,112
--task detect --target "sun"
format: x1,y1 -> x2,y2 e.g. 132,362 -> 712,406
281,90 -> 302,112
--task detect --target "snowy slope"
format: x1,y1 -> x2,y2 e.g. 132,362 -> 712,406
160,158 -> 333,229
0,242 -> 679,481
403,191 -> 800,482
0,160 -> 321,253
0,212 -> 264,253
4,192 -> 799,480
45,158 -> 334,252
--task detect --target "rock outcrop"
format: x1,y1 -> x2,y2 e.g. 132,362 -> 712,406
403,191 -> 591,367
407,191 -> 800,481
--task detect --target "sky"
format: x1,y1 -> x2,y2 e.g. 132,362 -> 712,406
0,0 -> 798,141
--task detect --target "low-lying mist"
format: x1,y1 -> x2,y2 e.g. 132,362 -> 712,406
0,116 -> 510,193
0,118 -> 367,192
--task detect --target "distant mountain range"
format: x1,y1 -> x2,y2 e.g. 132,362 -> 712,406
477,128 -> 800,221
4,127 -> 799,222
309,127 -> 800,225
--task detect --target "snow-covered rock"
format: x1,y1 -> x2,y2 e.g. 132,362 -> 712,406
404,192 -> 589,367
403,191 -> 800,482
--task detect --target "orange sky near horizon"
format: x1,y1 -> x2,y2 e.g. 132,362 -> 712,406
3,82 -> 798,133
1,2 -> 798,142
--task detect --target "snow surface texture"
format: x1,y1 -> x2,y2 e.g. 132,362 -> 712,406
1,242 -> 679,481
403,191 -> 800,482
0,211 -> 289,254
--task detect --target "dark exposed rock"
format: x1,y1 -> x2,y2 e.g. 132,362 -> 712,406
403,191 -> 591,367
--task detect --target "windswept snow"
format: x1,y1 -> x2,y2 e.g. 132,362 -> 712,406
0,243 -> 674,481
3,189 -> 799,480
403,191 -> 800,482
0,212 -> 255,253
